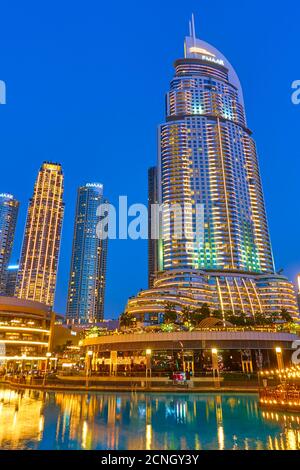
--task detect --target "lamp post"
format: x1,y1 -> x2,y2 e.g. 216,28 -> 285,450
21,353 -> 27,381
43,352 -> 52,387
21,353 -> 27,372
275,347 -> 284,371
146,349 -> 152,389
212,348 -> 220,388
86,350 -> 93,388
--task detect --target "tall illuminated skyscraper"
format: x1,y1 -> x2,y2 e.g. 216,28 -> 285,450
16,162 -> 64,307
127,17 -> 299,322
0,194 -> 19,294
66,183 -> 108,324
148,167 -> 159,288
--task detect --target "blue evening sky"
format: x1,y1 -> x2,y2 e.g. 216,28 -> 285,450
0,0 -> 299,318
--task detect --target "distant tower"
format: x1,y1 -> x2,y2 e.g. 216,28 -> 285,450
16,162 -> 64,307
67,183 -> 108,324
0,194 -> 19,294
5,264 -> 19,296
148,167 -> 159,287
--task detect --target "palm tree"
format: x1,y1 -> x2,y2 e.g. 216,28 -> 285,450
119,311 -> 136,329
212,309 -> 223,320
200,303 -> 210,318
280,309 -> 293,323
181,306 -> 193,324
164,302 -> 177,324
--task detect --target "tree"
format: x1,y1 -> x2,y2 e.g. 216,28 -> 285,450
193,310 -> 206,327
119,311 -> 136,329
280,309 -> 293,323
200,303 -> 210,318
227,312 -> 248,326
164,302 -> 177,324
86,326 -> 103,338
181,306 -> 193,325
253,312 -> 272,326
212,309 -> 224,320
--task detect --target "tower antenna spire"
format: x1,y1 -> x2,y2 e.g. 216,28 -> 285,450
191,13 -> 196,40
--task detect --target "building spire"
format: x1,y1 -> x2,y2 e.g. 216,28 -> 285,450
191,13 -> 196,40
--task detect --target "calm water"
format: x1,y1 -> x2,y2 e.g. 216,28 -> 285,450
0,386 -> 300,450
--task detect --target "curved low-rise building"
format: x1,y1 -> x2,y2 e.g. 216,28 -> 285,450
82,329 -> 299,374
126,269 -> 299,324
0,296 -> 55,372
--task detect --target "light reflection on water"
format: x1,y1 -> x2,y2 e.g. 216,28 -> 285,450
0,386 -> 300,450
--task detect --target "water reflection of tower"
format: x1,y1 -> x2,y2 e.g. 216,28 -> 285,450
215,395 -> 224,450
107,395 -> 117,426
41,394 -> 60,449
145,395 -> 152,450
107,395 -> 119,449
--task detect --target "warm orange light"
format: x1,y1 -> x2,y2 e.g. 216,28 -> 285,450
0,340 -> 48,346
0,356 -> 51,361
0,326 -> 50,334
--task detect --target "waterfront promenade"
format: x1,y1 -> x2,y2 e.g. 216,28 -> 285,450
0,372 -> 259,393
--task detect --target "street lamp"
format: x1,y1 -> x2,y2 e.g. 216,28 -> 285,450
211,348 -> 220,388
145,349 -> 152,387
275,347 -> 284,370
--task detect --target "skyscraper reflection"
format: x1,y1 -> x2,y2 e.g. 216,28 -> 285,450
0,387 -> 300,450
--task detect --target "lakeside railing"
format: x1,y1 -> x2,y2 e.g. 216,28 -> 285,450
3,371 -> 259,390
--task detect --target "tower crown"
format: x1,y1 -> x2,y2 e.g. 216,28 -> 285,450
184,15 -> 244,105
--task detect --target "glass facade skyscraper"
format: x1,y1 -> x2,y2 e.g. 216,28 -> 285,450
16,162 -> 64,307
67,183 -> 108,324
0,194 -> 19,295
148,167 -> 159,288
160,30 -> 274,274
126,18 -> 299,323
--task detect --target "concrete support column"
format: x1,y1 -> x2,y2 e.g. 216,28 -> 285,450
241,350 -> 253,373
241,360 -> 253,373
92,351 -> 98,371
183,352 -> 194,374
110,351 -> 118,376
